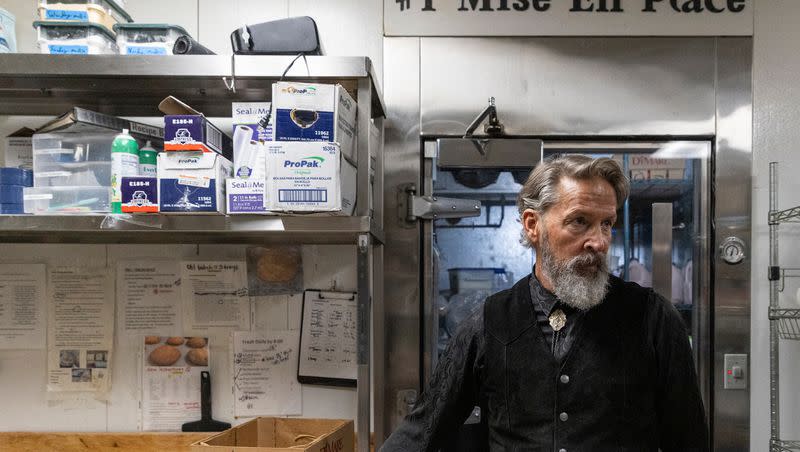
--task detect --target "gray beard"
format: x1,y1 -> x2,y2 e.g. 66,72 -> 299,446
538,234 -> 610,311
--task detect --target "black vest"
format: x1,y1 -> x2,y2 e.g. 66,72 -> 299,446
482,275 -> 674,451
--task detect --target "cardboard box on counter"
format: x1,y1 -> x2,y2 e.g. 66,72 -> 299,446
264,142 -> 356,216
4,128 -> 35,170
159,96 -> 233,161
121,177 -> 158,213
272,82 -> 357,164
190,417 -> 353,452
158,151 -> 232,214
226,178 -> 267,214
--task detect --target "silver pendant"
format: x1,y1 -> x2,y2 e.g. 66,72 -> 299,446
549,309 -> 567,332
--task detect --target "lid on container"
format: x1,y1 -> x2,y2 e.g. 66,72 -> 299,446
33,20 -> 115,41
113,23 -> 189,36
105,0 -> 133,23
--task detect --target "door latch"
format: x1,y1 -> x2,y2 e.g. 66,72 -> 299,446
399,184 -> 481,225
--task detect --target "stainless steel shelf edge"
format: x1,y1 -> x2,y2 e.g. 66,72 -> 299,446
0,215 -> 384,245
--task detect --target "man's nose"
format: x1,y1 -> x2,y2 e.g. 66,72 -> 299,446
584,226 -> 610,254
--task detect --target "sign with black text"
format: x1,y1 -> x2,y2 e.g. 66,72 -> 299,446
385,0 -> 753,36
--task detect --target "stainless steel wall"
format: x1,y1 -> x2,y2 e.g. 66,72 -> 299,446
382,37 -> 752,450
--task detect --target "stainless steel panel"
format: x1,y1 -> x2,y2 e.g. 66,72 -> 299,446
652,203 -> 673,301
356,234 -> 371,452
420,38 -> 716,136
437,138 -> 543,168
713,37 -> 752,452
381,37 -> 422,438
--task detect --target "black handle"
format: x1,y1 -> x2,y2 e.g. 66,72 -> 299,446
201,370 -> 212,420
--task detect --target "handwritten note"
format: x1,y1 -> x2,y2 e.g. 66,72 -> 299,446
298,291 -> 357,384
232,331 -> 301,417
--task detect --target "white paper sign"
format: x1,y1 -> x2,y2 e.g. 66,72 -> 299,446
0,264 -> 46,349
47,267 -> 114,393
233,330 -> 302,417
141,336 -> 210,431
118,260 -> 181,336
384,0 -> 753,36
181,261 -> 250,340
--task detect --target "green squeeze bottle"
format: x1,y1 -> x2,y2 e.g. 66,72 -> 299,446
110,129 -> 139,213
139,140 -> 157,177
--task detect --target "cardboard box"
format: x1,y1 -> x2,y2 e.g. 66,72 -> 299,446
272,82 -> 357,164
190,417 -> 354,452
233,102 -> 272,179
264,142 -> 356,216
121,177 -> 158,213
4,128 -> 34,170
158,151 -> 232,214
226,178 -> 268,214
159,96 -> 233,161
36,108 -> 164,145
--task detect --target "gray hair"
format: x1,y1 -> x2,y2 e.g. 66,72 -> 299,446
517,154 -> 629,246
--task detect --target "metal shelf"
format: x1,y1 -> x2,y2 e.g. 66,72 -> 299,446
772,439 -> 800,452
0,214 -> 384,245
0,54 -> 385,118
770,206 -> 800,224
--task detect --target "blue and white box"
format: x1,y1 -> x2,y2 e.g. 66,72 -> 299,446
271,82 -> 357,164
157,151 -> 232,214
264,142 -> 356,216
226,178 -> 267,214
121,177 -> 158,213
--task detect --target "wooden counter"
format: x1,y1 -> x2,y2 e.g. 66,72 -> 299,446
0,432 -> 209,451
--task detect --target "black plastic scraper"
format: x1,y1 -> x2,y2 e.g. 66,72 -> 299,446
182,371 -> 231,432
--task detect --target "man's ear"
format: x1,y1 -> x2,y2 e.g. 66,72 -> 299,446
522,209 -> 541,247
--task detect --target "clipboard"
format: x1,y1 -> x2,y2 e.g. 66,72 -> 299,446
297,289 -> 357,387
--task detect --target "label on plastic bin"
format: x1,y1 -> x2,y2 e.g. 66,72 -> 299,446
126,46 -> 167,55
45,9 -> 89,21
48,44 -> 89,55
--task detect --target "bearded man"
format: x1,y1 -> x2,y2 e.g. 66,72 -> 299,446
381,155 -> 708,452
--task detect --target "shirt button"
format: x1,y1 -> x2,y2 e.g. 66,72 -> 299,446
560,374 -> 569,384
559,412 -> 569,422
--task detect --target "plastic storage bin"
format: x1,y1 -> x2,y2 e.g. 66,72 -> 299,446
23,186 -> 111,214
34,21 -> 117,55
113,23 -> 188,55
0,7 -> 16,53
38,0 -> 132,31
33,132 -> 115,187
0,168 -> 33,187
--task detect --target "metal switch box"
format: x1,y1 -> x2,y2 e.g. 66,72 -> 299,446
724,354 -> 748,390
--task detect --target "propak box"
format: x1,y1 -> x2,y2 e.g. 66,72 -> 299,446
264,142 -> 356,216
271,82 -> 357,164
158,151 -> 232,213
190,417 -> 353,452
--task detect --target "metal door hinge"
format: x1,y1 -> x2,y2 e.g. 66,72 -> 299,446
399,183 -> 481,225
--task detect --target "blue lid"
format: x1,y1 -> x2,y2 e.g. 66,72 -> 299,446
0,203 -> 25,214
0,168 -> 32,187
0,185 -> 23,203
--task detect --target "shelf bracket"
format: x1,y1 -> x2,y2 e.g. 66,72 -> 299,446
222,55 -> 236,93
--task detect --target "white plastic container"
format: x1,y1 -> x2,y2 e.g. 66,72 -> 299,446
38,0 -> 132,31
33,132 -> 117,187
23,186 -> 111,214
113,23 -> 188,55
0,7 -> 16,53
34,20 -> 117,55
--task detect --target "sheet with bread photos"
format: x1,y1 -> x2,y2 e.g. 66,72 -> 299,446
46,267 -> 114,394
181,261 -> 250,343
141,335 -> 210,431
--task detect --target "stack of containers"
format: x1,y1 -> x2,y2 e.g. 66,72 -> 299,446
113,24 -> 189,55
257,81 -> 358,216
34,0 -> 133,54
0,7 -> 16,53
0,168 -> 32,214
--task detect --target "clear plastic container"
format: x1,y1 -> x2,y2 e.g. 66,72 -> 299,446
0,7 -> 16,53
23,186 -> 111,214
113,23 -> 188,55
38,0 -> 132,31
34,20 -> 117,55
33,132 -> 117,187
